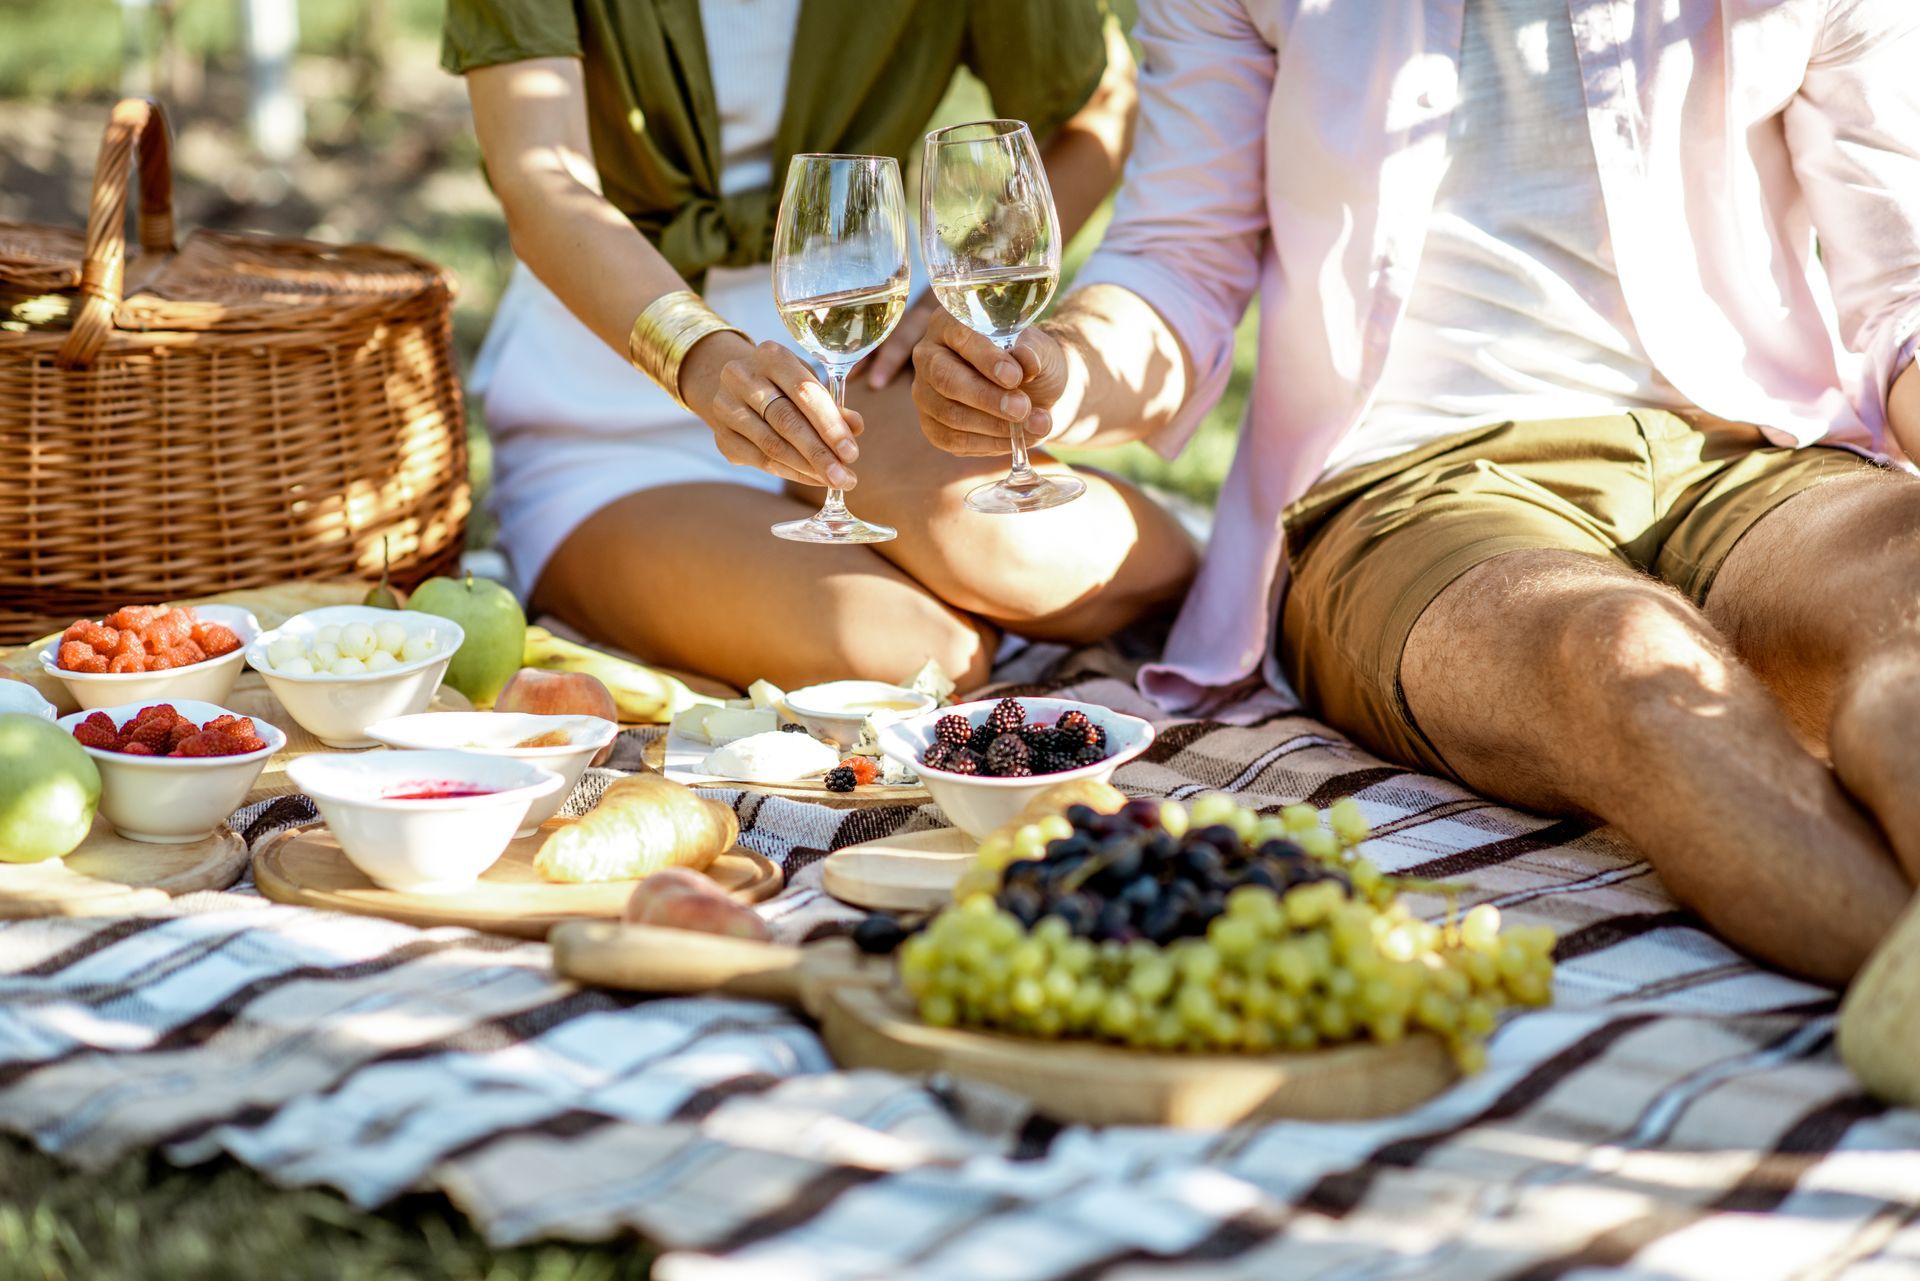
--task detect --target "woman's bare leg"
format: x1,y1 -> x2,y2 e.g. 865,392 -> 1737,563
534,483 -> 999,693
805,376 -> 1198,644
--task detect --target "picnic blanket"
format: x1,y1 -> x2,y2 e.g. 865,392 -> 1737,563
2,642 -> 1917,1281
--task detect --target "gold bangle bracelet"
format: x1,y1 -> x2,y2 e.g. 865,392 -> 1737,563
627,289 -> 748,411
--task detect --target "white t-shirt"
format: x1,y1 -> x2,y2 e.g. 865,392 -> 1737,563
701,0 -> 801,196
1324,0 -> 1691,478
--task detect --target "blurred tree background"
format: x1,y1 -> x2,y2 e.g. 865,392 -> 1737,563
0,0 -> 1255,549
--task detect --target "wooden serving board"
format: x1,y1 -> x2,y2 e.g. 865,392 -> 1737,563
821,827 -> 974,913
643,731 -> 929,806
225,672 -> 475,804
550,922 -> 1460,1128
253,821 -> 781,940
0,816 -> 249,918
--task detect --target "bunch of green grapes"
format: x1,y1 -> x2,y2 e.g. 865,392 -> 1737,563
893,795 -> 1556,1071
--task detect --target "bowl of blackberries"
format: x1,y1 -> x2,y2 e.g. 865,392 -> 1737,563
879,696 -> 1154,839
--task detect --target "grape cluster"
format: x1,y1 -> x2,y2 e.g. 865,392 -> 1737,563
923,698 -> 1110,778
891,795 -> 1556,1070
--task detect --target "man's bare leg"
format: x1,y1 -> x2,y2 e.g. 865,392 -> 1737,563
1400,550 -> 1908,985
1704,470 -> 1920,883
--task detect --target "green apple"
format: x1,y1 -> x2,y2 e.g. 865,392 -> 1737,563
406,572 -> 526,707
0,713 -> 101,862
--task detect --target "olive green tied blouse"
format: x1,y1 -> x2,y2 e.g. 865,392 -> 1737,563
443,0 -> 1109,287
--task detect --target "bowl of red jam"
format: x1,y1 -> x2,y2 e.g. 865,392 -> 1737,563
286,749 -> 564,893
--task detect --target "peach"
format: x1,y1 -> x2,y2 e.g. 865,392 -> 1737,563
495,667 -> 619,764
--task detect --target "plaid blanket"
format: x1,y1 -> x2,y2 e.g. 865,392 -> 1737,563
2,644 -> 1916,1280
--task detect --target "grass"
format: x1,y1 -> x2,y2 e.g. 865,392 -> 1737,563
0,1133 -> 652,1281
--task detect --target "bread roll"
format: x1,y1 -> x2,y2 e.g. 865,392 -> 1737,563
535,772 -> 739,883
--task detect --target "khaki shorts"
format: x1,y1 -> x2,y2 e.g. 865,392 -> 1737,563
1278,411 -> 1879,780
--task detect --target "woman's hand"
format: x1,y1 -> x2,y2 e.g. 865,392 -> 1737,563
682,333 -> 863,488
859,291 -> 940,390
910,306 -> 1070,456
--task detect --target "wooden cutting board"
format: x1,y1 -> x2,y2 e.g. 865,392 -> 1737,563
0,816 -> 248,918
643,732 -> 929,806
225,673 -> 475,804
821,827 -> 973,913
253,822 -> 781,939
549,922 -> 1460,1128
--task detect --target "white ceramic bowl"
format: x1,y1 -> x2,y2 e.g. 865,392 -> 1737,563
0,680 -> 57,721
39,604 -> 261,713
287,749 -> 564,894
246,606 -> 463,749
56,698 -> 286,844
878,696 -> 1156,840
783,680 -> 935,748
362,712 -> 617,837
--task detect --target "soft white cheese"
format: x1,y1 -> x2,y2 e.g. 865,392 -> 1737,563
747,679 -> 787,711
701,730 -> 838,783
670,705 -> 723,744
703,707 -> 779,746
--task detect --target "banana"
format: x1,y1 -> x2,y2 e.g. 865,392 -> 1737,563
521,626 -> 720,723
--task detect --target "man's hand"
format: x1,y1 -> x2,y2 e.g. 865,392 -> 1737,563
860,292 -> 940,390
684,334 -> 862,489
910,306 -> 1070,456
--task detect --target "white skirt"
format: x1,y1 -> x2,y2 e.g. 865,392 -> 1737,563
473,262 -> 789,597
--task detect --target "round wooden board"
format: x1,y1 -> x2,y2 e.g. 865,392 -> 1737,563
813,982 -> 1460,1128
252,821 -> 782,939
0,816 -> 249,918
821,827 -> 975,913
642,734 -> 928,806
224,672 -> 476,804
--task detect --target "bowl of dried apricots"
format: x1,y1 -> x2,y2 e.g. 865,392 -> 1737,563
59,699 -> 286,843
39,604 -> 260,713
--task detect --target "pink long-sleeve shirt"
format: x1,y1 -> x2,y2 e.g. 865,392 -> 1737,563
1076,0 -> 1920,711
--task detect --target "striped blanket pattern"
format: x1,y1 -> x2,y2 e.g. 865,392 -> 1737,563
2,646 -> 1916,1280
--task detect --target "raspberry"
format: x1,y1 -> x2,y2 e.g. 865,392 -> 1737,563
105,605 -> 162,632
168,639 -> 207,667
133,704 -> 180,725
107,629 -> 146,660
823,764 -> 858,793
57,641 -> 103,672
175,730 -> 245,757
168,720 -> 199,751
128,717 -> 175,752
63,620 -> 115,650
119,741 -> 158,756
934,715 -> 972,747
142,651 -> 175,672
71,722 -> 122,751
839,756 -> 881,785
81,712 -> 117,733
192,623 -> 242,657
984,733 -> 1031,777
108,652 -> 143,674
229,733 -> 269,754
985,697 -> 1025,736
149,608 -> 194,645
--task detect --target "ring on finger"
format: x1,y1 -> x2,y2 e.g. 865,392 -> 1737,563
755,391 -> 792,418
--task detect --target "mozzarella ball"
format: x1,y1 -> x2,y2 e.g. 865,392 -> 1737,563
375,621 -> 408,657
339,623 -> 377,660
329,656 -> 368,676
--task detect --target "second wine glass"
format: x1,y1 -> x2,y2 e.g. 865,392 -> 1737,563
770,153 -> 911,544
922,119 -> 1085,514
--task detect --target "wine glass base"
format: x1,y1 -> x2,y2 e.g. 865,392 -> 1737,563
771,511 -> 898,544
963,473 -> 1086,515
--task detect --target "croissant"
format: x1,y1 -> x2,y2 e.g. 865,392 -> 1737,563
535,772 -> 739,884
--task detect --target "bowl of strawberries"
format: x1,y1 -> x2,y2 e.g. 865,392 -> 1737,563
40,604 -> 260,713
58,700 -> 286,843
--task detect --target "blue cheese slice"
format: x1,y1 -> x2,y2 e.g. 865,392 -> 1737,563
905,659 -> 956,706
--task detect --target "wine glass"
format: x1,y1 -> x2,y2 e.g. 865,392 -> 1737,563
769,154 -> 911,544
922,119 -> 1085,514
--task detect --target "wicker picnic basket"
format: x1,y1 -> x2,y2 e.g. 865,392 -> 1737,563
0,98 -> 470,648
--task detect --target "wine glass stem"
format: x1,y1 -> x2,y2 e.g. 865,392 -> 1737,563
822,364 -> 852,516
997,335 -> 1040,487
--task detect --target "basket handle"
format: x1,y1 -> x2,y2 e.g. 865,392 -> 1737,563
56,98 -> 179,370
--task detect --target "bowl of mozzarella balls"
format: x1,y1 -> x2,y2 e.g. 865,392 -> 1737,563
245,606 -> 464,748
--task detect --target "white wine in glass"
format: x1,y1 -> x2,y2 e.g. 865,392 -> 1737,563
770,154 -> 911,544
922,119 -> 1084,514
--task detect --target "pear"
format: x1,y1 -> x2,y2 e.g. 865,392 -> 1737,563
363,536 -> 406,610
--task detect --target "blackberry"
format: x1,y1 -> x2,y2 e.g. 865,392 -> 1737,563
1019,723 -> 1059,756
945,749 -> 983,776
1075,743 -> 1107,767
934,714 -> 972,747
985,697 -> 1026,736
967,723 -> 997,756
984,733 -> 1032,777
824,765 -> 858,792
1056,710 -> 1104,750
779,722 -> 810,733
1032,746 -> 1078,776
922,740 -> 956,771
